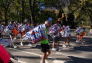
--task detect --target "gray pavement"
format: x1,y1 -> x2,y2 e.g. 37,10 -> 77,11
4,36 -> 92,63
7,47 -> 70,63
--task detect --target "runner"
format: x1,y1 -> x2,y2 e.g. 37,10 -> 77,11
49,18 -> 61,51
23,20 -> 51,63
11,27 -> 19,39
40,21 -> 51,63
60,25 -> 71,47
75,26 -> 86,43
19,23 -> 26,38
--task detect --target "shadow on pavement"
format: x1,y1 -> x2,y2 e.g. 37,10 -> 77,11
74,46 -> 92,52
13,55 -> 40,60
13,55 -> 70,61
67,56 -> 92,63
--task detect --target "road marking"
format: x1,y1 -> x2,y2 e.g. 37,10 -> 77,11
21,51 -> 50,63
10,58 -> 27,63
10,58 -> 18,63
40,60 -> 48,63
18,60 -> 27,63
21,50 -> 53,58
22,51 -> 42,57
11,48 -> 49,63
53,60 -> 66,63
55,51 -> 92,59
10,48 -> 70,63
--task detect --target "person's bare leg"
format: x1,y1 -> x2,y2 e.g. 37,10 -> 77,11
79,36 -> 84,43
46,50 -> 51,58
56,42 -> 59,49
41,51 -> 51,63
77,35 -> 79,41
65,37 -> 67,45
41,53 -> 47,63
63,37 -> 67,47
78,35 -> 81,41
52,42 -> 55,48
67,37 -> 70,46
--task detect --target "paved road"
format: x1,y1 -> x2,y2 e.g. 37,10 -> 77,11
7,47 -> 70,63
7,44 -> 92,63
4,36 -> 92,63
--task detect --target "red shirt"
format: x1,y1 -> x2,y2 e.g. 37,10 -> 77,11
12,28 -> 19,36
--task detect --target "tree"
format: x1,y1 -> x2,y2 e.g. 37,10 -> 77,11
69,0 -> 92,26
0,0 -> 14,25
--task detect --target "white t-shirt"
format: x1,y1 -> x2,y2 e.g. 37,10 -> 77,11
61,26 -> 71,37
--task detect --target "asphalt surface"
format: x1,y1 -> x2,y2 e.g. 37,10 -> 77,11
5,36 -> 92,63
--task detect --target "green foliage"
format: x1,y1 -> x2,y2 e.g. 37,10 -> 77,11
69,0 -> 92,26
0,0 -> 92,26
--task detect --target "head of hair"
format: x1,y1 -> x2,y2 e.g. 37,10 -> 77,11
45,21 -> 51,27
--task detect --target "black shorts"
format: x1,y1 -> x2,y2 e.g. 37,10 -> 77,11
41,44 -> 50,53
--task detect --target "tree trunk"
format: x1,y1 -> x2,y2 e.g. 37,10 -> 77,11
29,0 -> 36,25
29,0 -> 33,24
90,15 -> 92,26
21,0 -> 25,23
4,9 -> 8,25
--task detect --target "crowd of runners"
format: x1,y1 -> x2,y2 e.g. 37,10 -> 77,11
0,18 -> 87,63
0,18 -> 86,46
